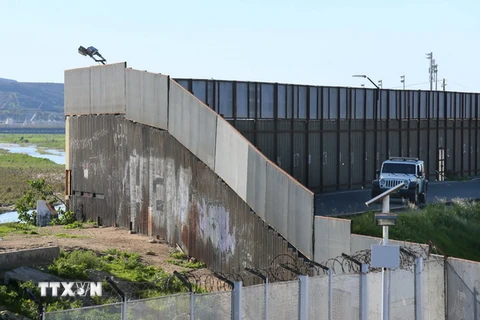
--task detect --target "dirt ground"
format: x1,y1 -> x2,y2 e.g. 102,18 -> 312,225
0,224 -> 205,275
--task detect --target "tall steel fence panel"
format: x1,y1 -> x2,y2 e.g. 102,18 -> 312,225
242,283 -> 265,319
446,262 -> 479,320
267,280 -> 299,320
175,79 -> 480,192
308,274 -> 329,319
331,273 -> 360,320
44,302 -> 123,320
194,291 -> 232,320
126,293 -> 191,320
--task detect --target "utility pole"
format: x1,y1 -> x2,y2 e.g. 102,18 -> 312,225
400,75 -> 405,90
442,78 -> 447,91
433,60 -> 438,91
378,80 -> 383,89
426,52 -> 438,91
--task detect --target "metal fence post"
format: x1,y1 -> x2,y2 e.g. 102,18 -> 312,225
264,277 -> 269,320
106,277 -> 126,320
299,275 -> 309,320
360,263 -> 368,320
232,281 -> 242,320
415,257 -> 423,320
328,268 -> 333,320
190,292 -> 195,320
473,287 -> 478,320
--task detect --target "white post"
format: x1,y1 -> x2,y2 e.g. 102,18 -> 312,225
360,264 -> 368,320
381,195 -> 390,320
298,275 -> 309,320
190,292 -> 195,320
232,281 -> 242,320
415,257 -> 423,320
122,298 -> 127,320
264,278 -> 268,320
328,268 -> 333,320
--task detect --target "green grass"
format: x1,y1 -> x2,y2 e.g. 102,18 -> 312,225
0,149 -> 64,208
54,233 -> 88,239
166,251 -> 207,269
0,248 -> 207,318
350,199 -> 480,262
0,134 -> 65,150
0,223 -> 38,237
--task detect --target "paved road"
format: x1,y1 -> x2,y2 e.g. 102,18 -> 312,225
315,178 -> 480,216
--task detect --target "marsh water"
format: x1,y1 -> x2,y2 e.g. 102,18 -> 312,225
0,143 -> 66,223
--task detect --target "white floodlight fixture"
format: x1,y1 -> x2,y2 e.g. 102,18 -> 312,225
78,45 -> 107,65
78,46 -> 89,56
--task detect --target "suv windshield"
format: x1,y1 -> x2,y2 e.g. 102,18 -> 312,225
382,163 -> 416,174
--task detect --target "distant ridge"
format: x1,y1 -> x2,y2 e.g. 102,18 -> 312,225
0,77 -> 64,123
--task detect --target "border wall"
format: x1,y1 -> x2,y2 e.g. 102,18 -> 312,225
65,63 -> 480,317
175,78 -> 480,192
65,63 -> 322,273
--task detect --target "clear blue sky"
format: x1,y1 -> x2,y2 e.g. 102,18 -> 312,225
1,0 -> 479,92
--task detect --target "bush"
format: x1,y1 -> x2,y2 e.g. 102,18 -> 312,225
350,200 -> 480,261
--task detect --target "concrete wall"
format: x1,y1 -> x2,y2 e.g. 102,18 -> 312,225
214,118 -> 249,202
64,67 -> 91,115
246,145 -> 267,220
125,69 -> 169,130
313,217 -> 351,263
66,65 -> 316,260
68,115 -> 309,277
447,257 -> 480,293
65,62 -> 127,116
423,258 -> 446,320
168,81 -> 218,170
90,62 -> 126,114
350,234 -> 430,253
0,247 -> 60,271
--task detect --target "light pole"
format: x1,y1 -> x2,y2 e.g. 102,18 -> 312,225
353,74 -> 380,90
400,75 -> 405,90
353,74 -> 380,185
366,183 -> 403,320
378,80 -> 383,89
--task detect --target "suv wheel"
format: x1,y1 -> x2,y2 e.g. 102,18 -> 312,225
409,189 -> 419,205
419,186 -> 427,204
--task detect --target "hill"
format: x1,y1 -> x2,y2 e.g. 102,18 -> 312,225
0,77 -> 64,123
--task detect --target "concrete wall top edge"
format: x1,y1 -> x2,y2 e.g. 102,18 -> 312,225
127,66 -> 171,78
315,215 -> 351,222
446,256 -> 480,265
65,61 -> 127,73
351,233 -> 429,248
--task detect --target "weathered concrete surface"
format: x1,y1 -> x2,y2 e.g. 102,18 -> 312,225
313,216 -> 350,263
69,115 -> 310,276
3,266 -> 63,284
126,69 -> 169,130
0,247 -> 60,271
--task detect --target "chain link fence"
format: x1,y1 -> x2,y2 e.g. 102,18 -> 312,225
41,246 -> 480,320
43,267 -> 417,320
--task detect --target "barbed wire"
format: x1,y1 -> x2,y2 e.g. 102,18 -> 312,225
69,240 -> 446,301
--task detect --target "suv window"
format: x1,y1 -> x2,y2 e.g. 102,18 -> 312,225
382,163 -> 416,174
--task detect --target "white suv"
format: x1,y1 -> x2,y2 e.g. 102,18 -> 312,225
371,157 -> 428,205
